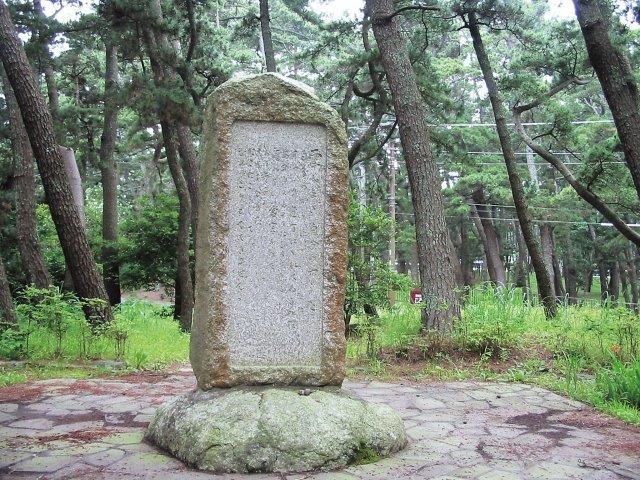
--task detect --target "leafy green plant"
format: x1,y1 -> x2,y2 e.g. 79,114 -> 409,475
0,323 -> 27,360
17,286 -> 83,357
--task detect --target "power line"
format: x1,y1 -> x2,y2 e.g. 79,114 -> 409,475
396,212 -> 640,227
430,120 -> 615,128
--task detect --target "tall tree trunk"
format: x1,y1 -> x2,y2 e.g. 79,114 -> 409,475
539,224 -> 556,298
176,123 -> 199,239
608,261 -> 621,304
470,188 -> 506,286
388,154 -> 396,305
459,219 -> 474,287
563,235 -> 578,305
589,224 -> 609,302
99,40 -> 121,305
0,254 -> 17,325
514,221 -> 529,293
0,65 -> 50,288
0,1 -> 112,324
369,0 -> 460,332
626,245 -> 639,311
259,0 -> 277,72
32,0 -> 60,127
573,0 -> 640,201
466,11 -> 556,318
619,256 -> 630,307
143,20 -> 194,331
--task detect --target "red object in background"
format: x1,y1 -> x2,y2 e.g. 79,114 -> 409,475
410,288 -> 422,304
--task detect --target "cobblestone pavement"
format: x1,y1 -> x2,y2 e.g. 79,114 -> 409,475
1,366 -> 639,479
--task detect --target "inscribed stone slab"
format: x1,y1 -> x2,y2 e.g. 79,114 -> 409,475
191,73 -> 348,388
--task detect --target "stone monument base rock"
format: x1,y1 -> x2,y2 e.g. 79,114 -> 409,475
145,387 -> 407,473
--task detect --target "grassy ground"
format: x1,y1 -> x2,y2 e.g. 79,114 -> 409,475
348,287 -> 640,425
1,286 -> 639,425
0,296 -> 188,386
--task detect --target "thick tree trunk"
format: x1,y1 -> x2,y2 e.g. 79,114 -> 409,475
0,254 -> 17,325
467,11 -> 556,318
0,65 -> 50,288
99,40 -> 121,305
259,0 -> 277,72
573,0 -> 640,201
369,0 -> 460,332
470,188 -> 506,286
0,1 -> 111,324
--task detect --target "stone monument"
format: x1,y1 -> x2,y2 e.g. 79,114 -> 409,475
146,73 -> 406,473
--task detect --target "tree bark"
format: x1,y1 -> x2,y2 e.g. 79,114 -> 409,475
626,245 -> 639,310
176,123 -> 199,239
470,188 -> 506,286
459,219 -> 474,287
0,1 -> 111,324
0,253 -> 17,325
0,65 -> 50,288
608,261 -> 621,304
573,0 -> 640,201
99,40 -> 121,306
143,19 -> 194,331
589,224 -> 609,302
32,0 -> 60,127
466,11 -> 556,318
259,0 -> 277,72
369,0 -> 460,332
514,221 -> 529,294
539,224 -> 557,298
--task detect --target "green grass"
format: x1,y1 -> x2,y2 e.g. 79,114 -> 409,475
347,285 -> 640,425
0,294 -> 189,386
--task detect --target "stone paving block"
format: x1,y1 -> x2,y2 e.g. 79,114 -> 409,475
0,403 -> 18,413
0,411 -> 16,422
45,420 -> 104,436
9,418 -> 55,430
83,448 -> 126,467
476,469 -> 522,480
110,451 -> 185,474
10,454 -> 75,473
451,465 -> 493,477
413,397 -> 447,410
102,430 -> 144,445
48,442 -> 110,456
44,461 -> 101,479
0,451 -> 35,469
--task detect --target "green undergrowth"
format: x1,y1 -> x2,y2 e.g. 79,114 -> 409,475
347,285 -> 640,425
0,288 -> 189,386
